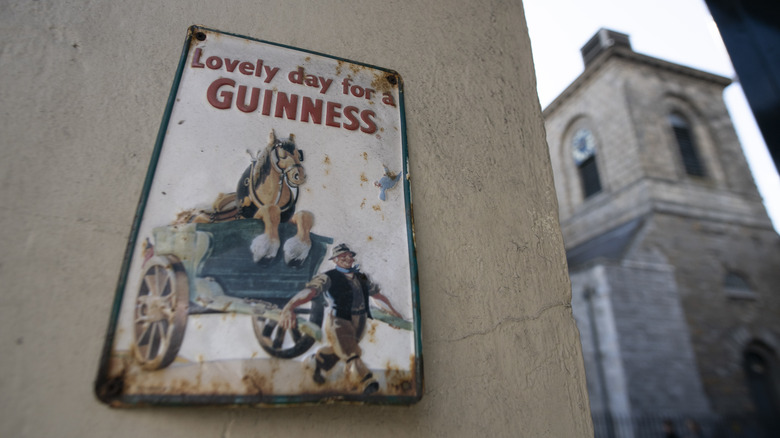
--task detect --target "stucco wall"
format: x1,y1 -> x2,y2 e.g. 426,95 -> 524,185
0,1 -> 592,436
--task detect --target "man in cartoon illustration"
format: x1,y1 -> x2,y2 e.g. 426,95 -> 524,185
279,243 -> 404,395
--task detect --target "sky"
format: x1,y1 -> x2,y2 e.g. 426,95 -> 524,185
524,0 -> 780,231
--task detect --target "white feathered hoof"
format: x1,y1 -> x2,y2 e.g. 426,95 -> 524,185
283,236 -> 311,267
250,234 -> 280,263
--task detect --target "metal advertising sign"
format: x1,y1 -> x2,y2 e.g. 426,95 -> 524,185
95,26 -> 421,406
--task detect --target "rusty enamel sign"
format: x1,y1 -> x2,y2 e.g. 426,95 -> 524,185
95,26 -> 421,406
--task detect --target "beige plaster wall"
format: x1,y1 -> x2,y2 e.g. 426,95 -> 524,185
0,0 -> 592,436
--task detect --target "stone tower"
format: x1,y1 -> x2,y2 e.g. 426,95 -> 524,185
544,28 -> 780,435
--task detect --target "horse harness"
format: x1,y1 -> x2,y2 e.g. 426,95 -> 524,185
238,141 -> 303,220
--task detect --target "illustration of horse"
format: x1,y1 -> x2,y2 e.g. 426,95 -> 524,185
175,130 -> 314,266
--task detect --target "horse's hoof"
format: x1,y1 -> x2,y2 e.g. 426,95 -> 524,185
287,259 -> 303,268
250,234 -> 280,263
283,237 -> 311,266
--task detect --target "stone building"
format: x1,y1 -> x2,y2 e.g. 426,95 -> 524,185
544,29 -> 780,436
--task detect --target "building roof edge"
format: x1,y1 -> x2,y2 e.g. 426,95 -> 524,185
542,47 -> 732,118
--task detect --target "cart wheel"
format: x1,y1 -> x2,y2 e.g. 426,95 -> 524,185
133,255 -> 189,370
253,296 -> 324,359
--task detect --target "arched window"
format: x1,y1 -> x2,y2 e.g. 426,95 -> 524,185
743,343 -> 780,428
669,113 -> 706,177
724,271 -> 756,300
571,128 -> 602,199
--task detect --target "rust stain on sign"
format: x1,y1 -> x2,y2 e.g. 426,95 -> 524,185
242,368 -> 269,395
367,321 -> 378,344
371,72 -> 399,94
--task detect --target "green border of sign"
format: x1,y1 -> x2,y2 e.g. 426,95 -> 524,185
95,25 -> 422,406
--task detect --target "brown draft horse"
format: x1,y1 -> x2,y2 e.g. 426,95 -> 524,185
175,130 -> 314,265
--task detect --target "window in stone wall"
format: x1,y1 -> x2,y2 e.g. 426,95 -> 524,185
669,113 -> 706,177
724,271 -> 757,300
571,128 -> 602,199
743,343 -> 780,426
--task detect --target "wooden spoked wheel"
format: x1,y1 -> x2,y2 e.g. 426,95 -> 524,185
252,296 -> 324,359
133,255 -> 189,370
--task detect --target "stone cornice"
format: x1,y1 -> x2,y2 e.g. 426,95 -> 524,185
543,46 -> 732,118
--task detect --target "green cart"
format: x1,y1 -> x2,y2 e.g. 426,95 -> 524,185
133,220 -> 333,370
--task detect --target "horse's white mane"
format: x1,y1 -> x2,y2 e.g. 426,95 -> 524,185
245,136 -> 274,164
246,129 -> 294,164
246,147 -> 270,164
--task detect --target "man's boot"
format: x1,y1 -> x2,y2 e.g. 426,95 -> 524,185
310,352 -> 338,385
362,373 -> 379,396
